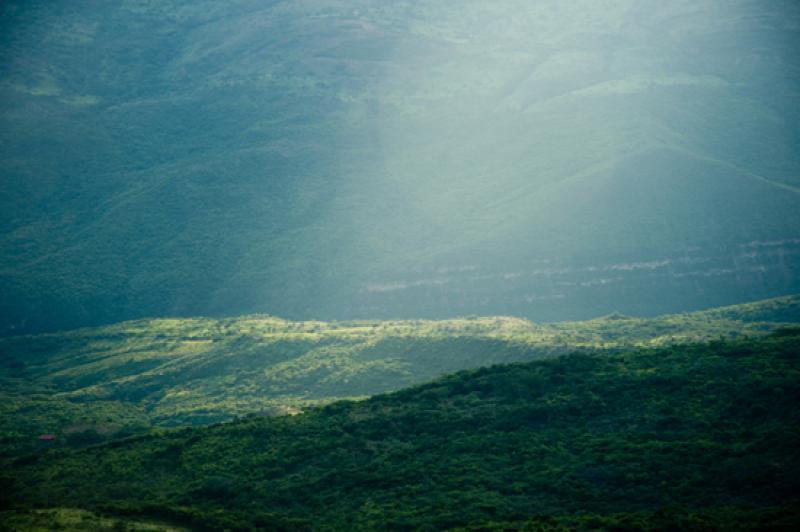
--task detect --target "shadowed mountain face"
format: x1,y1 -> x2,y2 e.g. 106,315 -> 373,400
1,0 -> 799,334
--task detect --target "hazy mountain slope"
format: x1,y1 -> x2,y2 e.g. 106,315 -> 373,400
0,0 -> 385,334
1,295 -> 797,457
5,333 -> 799,530
1,0 -> 799,335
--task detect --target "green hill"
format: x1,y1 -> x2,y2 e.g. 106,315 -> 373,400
1,295 -> 797,457
2,0 -> 799,335
4,331 -> 799,530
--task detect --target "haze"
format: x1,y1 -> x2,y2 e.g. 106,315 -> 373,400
1,0 -> 799,335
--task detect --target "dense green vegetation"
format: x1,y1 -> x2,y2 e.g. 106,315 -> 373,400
2,296 -> 797,457
4,331 -> 799,530
2,0 -> 799,335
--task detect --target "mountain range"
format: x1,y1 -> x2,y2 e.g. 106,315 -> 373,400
2,0 -> 799,335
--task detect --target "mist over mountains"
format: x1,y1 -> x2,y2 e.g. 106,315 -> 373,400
1,0 -> 799,335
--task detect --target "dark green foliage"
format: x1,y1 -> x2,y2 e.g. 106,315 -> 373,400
5,333 -> 799,530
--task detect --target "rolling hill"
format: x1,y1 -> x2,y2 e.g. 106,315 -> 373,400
1,0 -> 799,335
3,330 -> 799,530
1,295 -> 798,458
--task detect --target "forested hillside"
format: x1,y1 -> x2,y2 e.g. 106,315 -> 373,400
2,0 -> 799,335
1,295 -> 797,457
4,332 -> 799,530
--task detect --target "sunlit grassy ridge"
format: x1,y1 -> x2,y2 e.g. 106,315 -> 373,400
1,295 -> 797,457
4,331 -> 799,530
